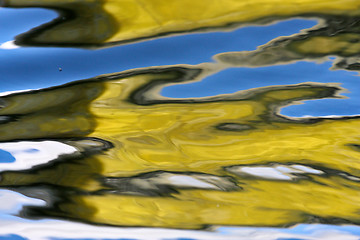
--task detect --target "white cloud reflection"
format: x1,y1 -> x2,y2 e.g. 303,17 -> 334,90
226,164 -> 324,181
0,141 -> 77,172
0,41 -> 20,50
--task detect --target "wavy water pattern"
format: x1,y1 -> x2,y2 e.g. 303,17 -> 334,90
0,65 -> 359,229
2,0 -> 360,48
0,0 -> 360,239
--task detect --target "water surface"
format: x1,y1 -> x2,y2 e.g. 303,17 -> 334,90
1,0 -> 360,239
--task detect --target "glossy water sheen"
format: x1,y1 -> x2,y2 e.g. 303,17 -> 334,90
0,0 -> 360,239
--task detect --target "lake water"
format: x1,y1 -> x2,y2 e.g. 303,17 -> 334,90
1,1 -> 360,239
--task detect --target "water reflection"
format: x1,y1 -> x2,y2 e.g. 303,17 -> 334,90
0,0 -> 360,239
0,65 -> 359,229
2,0 -> 360,49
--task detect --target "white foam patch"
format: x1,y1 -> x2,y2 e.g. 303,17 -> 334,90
0,141 -> 77,172
0,40 -> 19,49
227,164 -> 324,180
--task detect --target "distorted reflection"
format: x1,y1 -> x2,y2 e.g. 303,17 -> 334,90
0,65 -> 359,229
0,0 -> 360,238
2,0 -> 360,49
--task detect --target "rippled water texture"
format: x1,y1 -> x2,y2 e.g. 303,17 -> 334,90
1,0 -> 360,239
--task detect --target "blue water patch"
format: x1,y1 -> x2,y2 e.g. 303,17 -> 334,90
0,18 -> 316,92
286,224 -> 360,235
0,235 -> 28,240
0,149 -> 15,163
161,61 -> 360,117
0,8 -> 57,44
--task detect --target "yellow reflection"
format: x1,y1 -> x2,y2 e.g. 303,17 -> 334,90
0,68 -> 360,228
74,176 -> 360,228
3,0 -> 360,47
292,34 -> 360,56
2,0 -> 360,230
